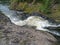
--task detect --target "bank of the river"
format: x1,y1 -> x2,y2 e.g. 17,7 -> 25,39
0,12 -> 59,45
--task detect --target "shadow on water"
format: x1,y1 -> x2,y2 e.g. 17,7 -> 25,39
49,29 -> 60,45
0,0 -> 10,5
52,35 -> 60,45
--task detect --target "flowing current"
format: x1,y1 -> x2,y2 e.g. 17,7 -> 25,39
0,4 -> 60,36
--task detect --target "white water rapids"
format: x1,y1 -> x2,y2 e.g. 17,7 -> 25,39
0,4 -> 60,36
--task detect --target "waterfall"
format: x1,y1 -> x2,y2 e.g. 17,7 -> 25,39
0,4 -> 27,26
0,4 -> 60,36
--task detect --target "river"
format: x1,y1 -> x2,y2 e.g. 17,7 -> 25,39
0,1 -> 60,45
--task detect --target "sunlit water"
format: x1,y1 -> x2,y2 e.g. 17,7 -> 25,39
0,4 -> 60,36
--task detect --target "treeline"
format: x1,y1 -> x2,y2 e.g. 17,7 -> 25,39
10,0 -> 60,14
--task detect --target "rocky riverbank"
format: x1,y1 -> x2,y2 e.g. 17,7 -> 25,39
0,12 -> 59,45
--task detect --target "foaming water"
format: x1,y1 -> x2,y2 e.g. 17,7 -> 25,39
0,4 -> 23,23
0,4 -> 27,26
0,4 -> 60,36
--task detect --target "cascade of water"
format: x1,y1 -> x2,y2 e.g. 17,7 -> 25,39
0,4 -> 60,36
0,4 -> 27,26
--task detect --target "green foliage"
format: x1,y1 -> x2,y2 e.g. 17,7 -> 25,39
10,0 -> 19,9
9,0 -> 60,14
16,2 -> 28,10
24,4 -> 40,13
39,0 -> 53,13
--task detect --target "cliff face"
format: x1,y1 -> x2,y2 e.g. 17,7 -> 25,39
0,13 -> 57,45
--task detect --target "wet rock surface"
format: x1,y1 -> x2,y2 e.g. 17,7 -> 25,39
0,13 -> 58,45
